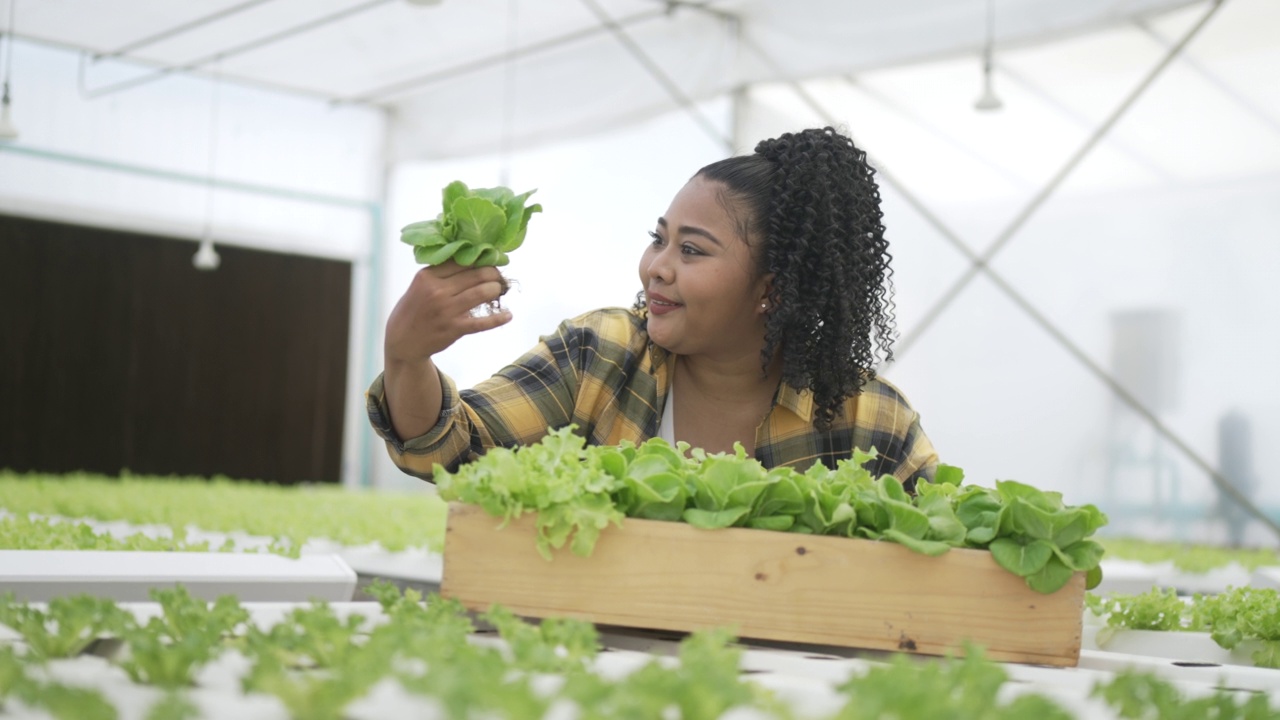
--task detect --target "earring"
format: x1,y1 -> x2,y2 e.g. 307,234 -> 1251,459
760,302 -> 768,310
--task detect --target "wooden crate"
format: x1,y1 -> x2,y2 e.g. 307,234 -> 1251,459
440,502 -> 1084,666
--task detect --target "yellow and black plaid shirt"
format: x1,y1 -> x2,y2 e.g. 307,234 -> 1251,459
367,307 -> 939,488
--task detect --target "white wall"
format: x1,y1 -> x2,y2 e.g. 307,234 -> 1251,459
0,39 -> 384,258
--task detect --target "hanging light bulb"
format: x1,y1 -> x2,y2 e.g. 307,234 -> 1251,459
974,0 -> 1003,112
974,56 -> 1003,111
192,235 -> 221,271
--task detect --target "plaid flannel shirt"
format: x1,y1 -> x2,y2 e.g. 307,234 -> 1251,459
367,307 -> 938,488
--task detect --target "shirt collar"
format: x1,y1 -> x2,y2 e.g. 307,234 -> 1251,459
773,382 -> 815,423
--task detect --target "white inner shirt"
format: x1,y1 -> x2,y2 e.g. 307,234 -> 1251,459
657,381 -> 675,444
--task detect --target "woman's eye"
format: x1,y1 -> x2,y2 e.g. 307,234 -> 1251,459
680,244 -> 702,256
648,230 -> 663,246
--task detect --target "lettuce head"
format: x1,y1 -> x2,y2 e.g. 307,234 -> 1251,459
401,180 -> 541,267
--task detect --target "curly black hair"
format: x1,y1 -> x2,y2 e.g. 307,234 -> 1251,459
693,126 -> 898,430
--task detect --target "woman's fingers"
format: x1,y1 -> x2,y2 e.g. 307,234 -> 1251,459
458,306 -> 513,335
422,260 -> 499,283
452,280 -> 507,313
386,263 -> 513,362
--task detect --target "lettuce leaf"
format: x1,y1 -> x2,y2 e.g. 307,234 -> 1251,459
401,180 -> 541,267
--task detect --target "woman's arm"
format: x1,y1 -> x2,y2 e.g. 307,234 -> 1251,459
382,262 -> 510,438
369,308 -> 647,481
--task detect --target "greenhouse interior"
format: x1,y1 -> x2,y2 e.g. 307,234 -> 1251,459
1,0 -> 1279,717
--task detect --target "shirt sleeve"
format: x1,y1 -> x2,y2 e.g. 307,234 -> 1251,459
892,410 -> 940,494
364,319 -> 587,482
852,378 -> 940,493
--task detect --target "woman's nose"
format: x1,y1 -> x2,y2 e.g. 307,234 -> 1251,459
645,245 -> 676,284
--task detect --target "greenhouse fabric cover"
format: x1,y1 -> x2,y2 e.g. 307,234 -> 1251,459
18,0 -> 1196,160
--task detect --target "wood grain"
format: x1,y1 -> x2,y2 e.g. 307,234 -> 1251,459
441,502 -> 1084,666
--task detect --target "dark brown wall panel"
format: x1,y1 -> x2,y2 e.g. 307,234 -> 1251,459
0,214 -> 351,484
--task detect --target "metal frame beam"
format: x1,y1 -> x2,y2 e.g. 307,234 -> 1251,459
577,0 -> 733,152
743,0 -> 1278,540
993,62 -> 1177,182
94,0 -> 280,60
842,75 -> 1035,192
80,0 -> 395,99
352,5 -> 674,103
1132,16 -> 1280,137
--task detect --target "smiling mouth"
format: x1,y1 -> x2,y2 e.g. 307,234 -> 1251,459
647,293 -> 683,316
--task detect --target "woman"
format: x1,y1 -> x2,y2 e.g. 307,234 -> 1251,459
368,127 -> 938,488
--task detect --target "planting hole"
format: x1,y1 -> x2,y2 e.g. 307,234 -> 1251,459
1172,661 -> 1221,668
81,637 -> 125,659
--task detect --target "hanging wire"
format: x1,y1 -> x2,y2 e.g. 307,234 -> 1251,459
974,0 -> 1002,111
498,0 -> 518,187
0,0 -> 18,140
204,60 -> 222,240
2,0 -> 13,80
2,0 -> 15,94
194,57 -> 224,270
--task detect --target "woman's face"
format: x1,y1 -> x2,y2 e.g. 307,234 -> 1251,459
638,176 -> 772,359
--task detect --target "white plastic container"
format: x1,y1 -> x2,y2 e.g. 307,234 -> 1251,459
0,550 -> 357,601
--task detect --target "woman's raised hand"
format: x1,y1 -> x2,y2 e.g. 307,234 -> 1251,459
384,261 -> 512,365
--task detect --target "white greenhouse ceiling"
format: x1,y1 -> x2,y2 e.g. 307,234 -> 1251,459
13,0 -> 1199,160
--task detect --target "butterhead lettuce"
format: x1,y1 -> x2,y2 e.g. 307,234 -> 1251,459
401,180 -> 542,267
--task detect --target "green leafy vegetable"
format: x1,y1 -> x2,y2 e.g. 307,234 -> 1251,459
1092,668 -> 1279,719
559,626 -> 780,720
434,426 -> 625,560
480,605 -> 599,673
1088,586 -> 1280,668
0,646 -> 118,720
1098,537 -> 1279,573
116,586 -> 248,688
402,180 -> 541,267
0,470 -> 450,554
0,513 -> 224,554
0,593 -> 130,661
145,692 -> 199,720
434,425 -> 1108,593
832,643 -> 1074,720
